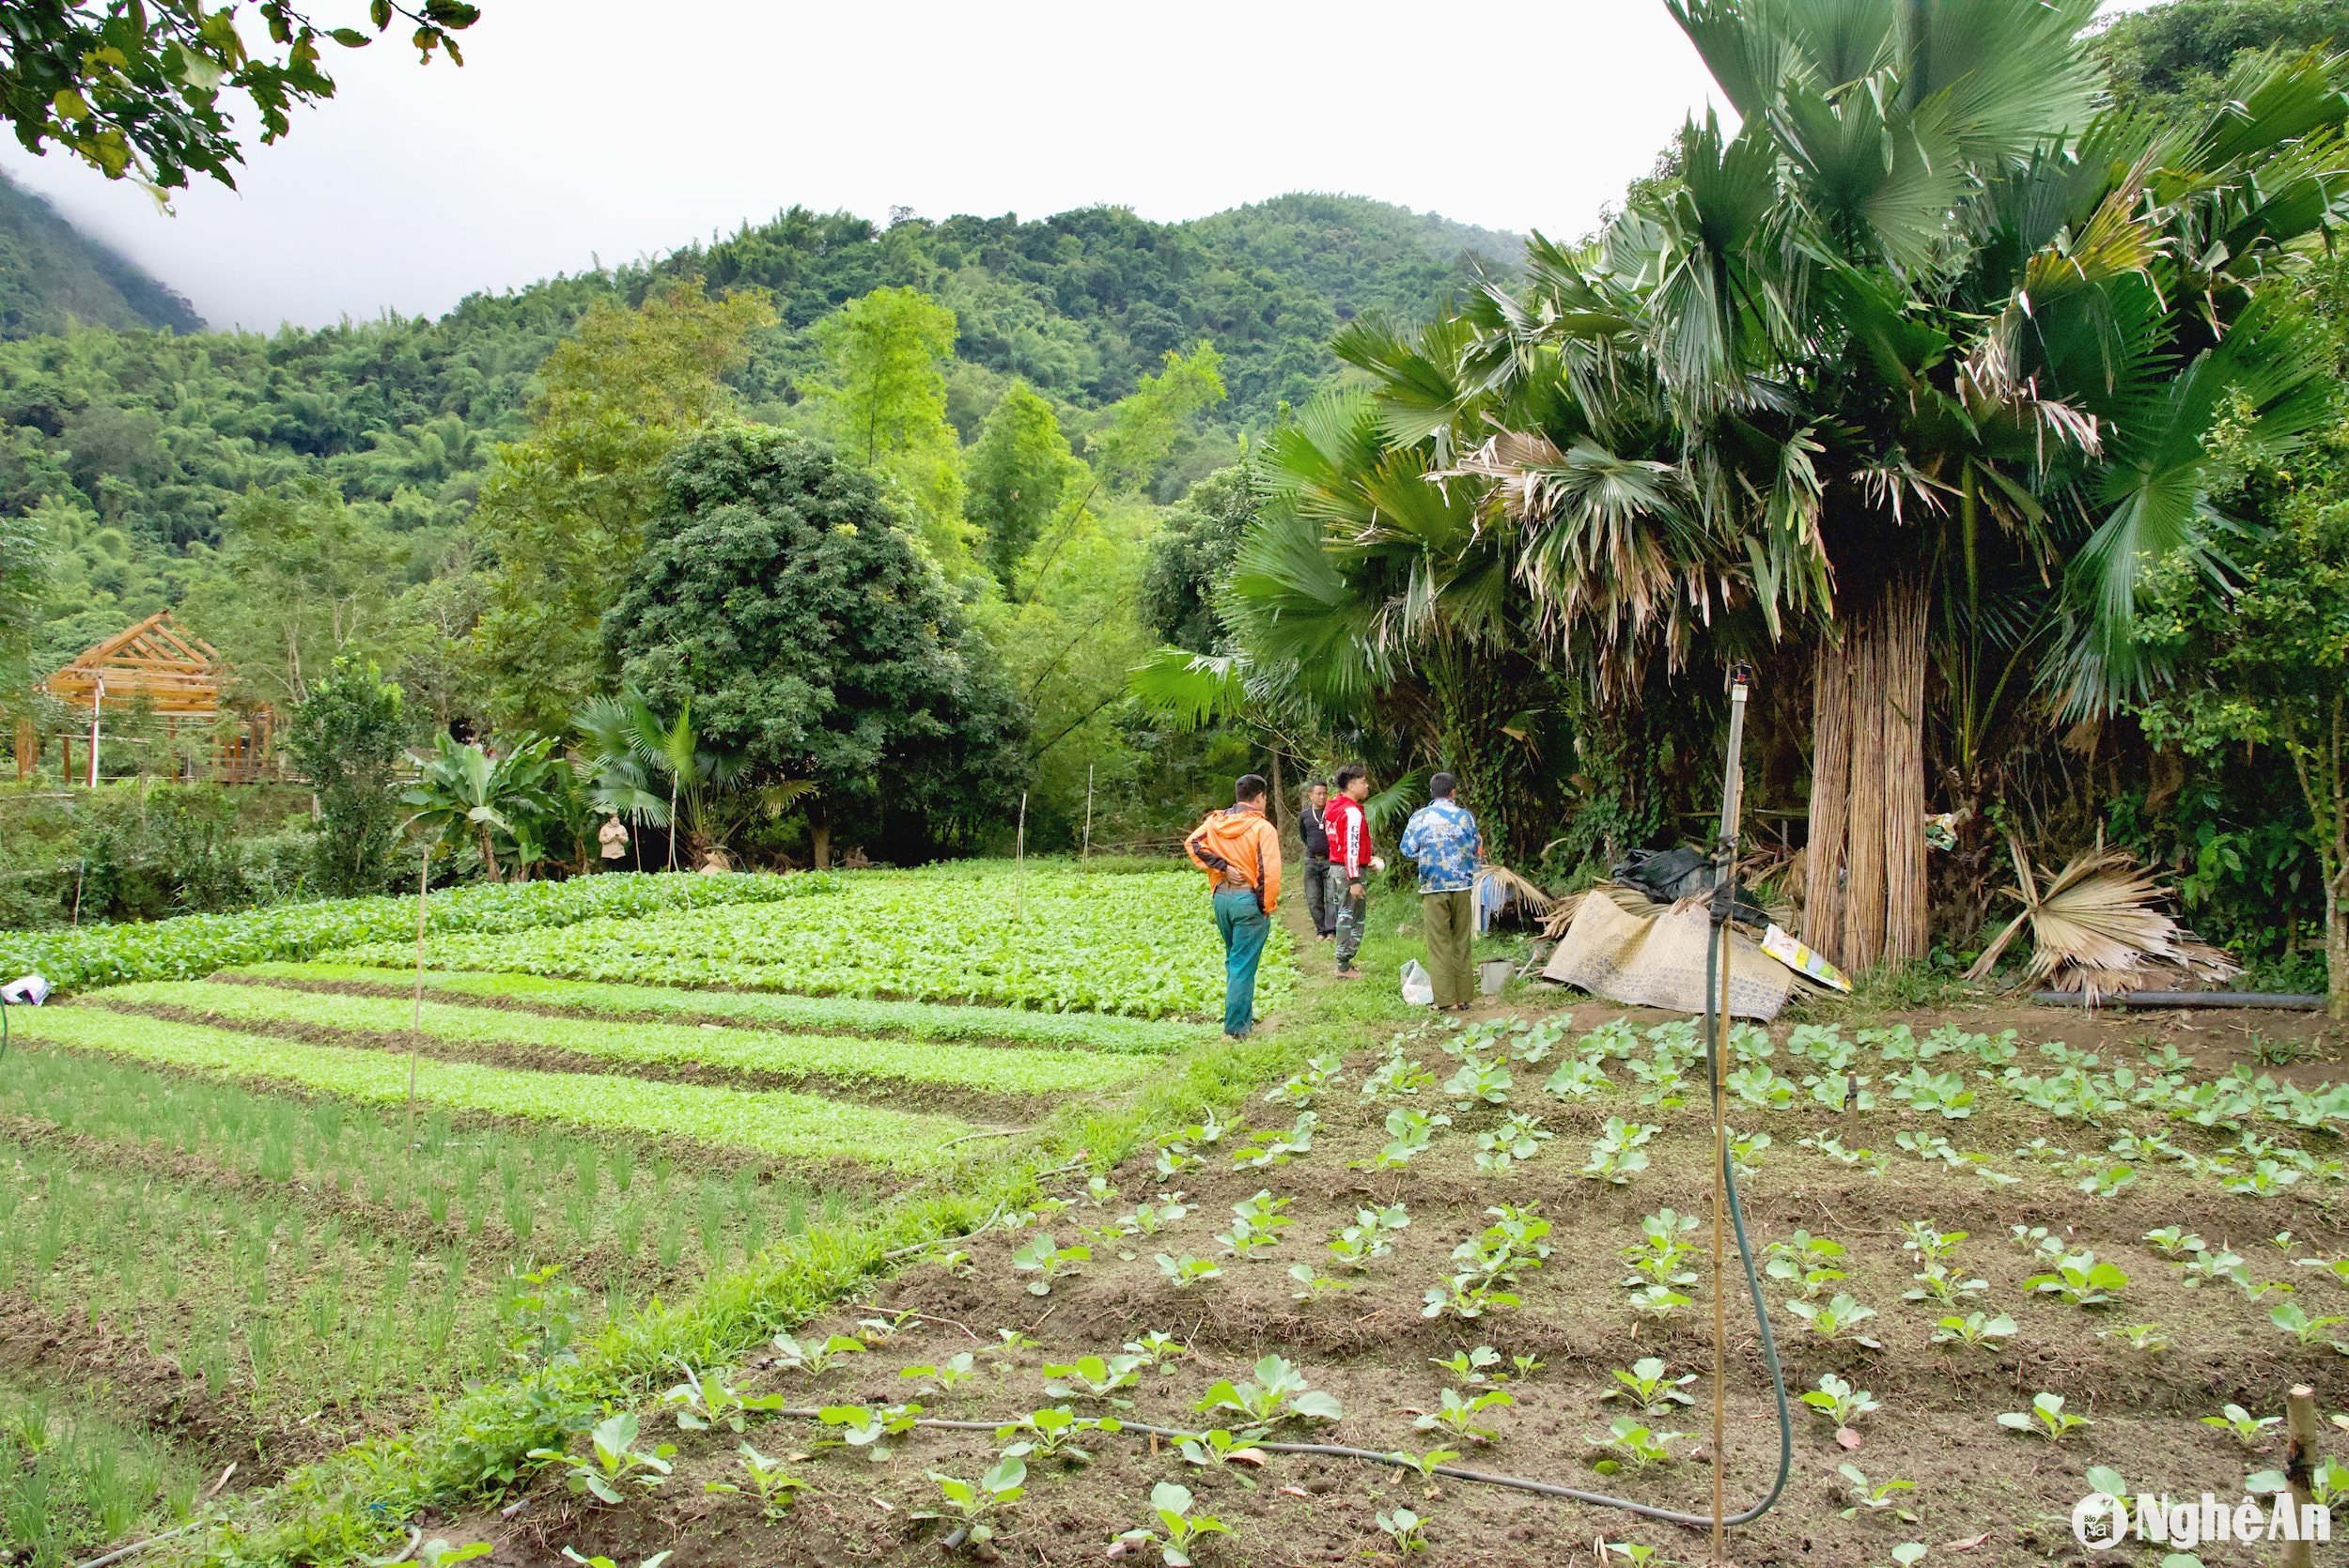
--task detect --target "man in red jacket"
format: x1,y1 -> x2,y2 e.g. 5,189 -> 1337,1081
1324,761 -> 1380,978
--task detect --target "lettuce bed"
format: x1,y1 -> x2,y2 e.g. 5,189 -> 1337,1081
102,980 -> 1155,1096
321,863 -> 1289,1019
233,963 -> 1211,1054
0,873 -> 827,993
23,1006 -> 968,1167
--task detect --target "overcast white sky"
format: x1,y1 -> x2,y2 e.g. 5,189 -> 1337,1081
0,0 -> 2163,333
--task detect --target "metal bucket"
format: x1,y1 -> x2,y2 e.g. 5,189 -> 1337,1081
1478,958 -> 1514,997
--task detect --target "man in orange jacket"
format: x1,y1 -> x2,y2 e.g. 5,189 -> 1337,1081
1185,772 -> 1283,1039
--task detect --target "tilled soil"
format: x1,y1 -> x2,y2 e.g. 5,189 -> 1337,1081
442,1000 -> 2349,1567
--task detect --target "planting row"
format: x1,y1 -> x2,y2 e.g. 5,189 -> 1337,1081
234,963 -> 1211,1054
0,871 -> 823,993
0,1136 -> 514,1436
98,980 -> 1157,1098
322,863 -> 1287,1019
0,1374 -> 208,1568
0,1043 -> 863,1269
20,1007 -> 973,1166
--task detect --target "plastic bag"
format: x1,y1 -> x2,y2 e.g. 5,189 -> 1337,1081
1400,958 -> 1434,1007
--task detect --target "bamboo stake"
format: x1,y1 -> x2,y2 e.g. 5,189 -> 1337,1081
1082,764 -> 1095,871
2284,1384 -> 2320,1568
1804,637 -> 1850,962
406,840 -> 428,1158
1015,792 -> 1028,924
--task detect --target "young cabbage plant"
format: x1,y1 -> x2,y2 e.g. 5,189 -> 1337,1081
661,1360 -> 785,1432
1996,1392 -> 2089,1441
1603,1357 -> 1695,1415
1192,1354 -> 1343,1426
1929,1312 -> 2016,1350
899,1352 -> 977,1393
1377,1507 -> 1430,1556
1591,1416 -> 1683,1472
912,1455 -> 1025,1549
702,1442 -> 805,1520
1412,1387 -> 1515,1444
528,1412 -> 675,1505
817,1401 -> 923,1462
1117,1481 -> 1234,1567
1156,1253 -> 1222,1289
1799,1374 -> 1880,1431
2025,1251 -> 2129,1309
769,1330 -> 867,1375
995,1405 -> 1124,1464
1836,1463 -> 1918,1523
1010,1231 -> 1089,1296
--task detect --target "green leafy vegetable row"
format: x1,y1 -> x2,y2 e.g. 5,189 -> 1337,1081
232,963 -> 1210,1054
23,1007 -> 967,1168
103,981 -> 1155,1098
0,873 -> 831,994
321,864 -> 1290,1019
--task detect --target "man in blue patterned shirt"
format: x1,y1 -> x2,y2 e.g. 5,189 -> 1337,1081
1397,772 -> 1484,1010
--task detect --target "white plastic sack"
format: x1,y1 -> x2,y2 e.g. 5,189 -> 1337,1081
1400,958 -> 1434,1007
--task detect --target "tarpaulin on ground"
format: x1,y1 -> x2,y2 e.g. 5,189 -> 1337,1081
1539,884 -> 1795,1020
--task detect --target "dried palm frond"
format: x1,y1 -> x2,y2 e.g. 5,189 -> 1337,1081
1965,832 -> 2239,1002
1537,880 -> 1657,941
1476,863 -> 1557,919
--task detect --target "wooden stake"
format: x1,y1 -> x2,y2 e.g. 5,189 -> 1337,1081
406,841 -> 428,1158
2284,1384 -> 2320,1568
1015,791 -> 1028,924
1082,764 -> 1095,870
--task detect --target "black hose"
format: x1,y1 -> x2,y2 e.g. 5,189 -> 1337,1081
2032,990 -> 2326,1011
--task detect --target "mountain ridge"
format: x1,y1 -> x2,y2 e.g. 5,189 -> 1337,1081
0,170 -> 204,338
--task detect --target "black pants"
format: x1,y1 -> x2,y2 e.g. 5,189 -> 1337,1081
1304,858 -> 1337,936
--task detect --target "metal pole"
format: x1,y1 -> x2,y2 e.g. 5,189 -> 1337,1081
1708,666 -> 1751,1567
406,840 -> 428,1157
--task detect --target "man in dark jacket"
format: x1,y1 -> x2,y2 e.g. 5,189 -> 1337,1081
1300,781 -> 1336,940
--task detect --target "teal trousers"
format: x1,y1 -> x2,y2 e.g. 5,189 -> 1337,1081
1212,888 -> 1269,1036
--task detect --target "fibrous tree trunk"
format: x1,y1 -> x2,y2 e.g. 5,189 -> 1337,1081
1804,572 -> 1929,972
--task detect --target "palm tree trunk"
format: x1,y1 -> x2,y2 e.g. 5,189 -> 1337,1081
1803,572 -> 1929,971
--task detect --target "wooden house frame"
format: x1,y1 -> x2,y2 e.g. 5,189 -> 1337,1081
14,613 -> 274,784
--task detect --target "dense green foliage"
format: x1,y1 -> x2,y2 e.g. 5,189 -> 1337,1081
0,867 -> 817,990
328,861 -> 1287,1019
2095,0 -> 2349,113
606,427 -> 1024,862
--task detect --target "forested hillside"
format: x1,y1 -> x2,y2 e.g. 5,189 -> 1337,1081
0,192 -> 1516,674
0,170 -> 202,339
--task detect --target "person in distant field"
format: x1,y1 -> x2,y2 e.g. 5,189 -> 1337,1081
599,814 -> 630,871
1185,773 -> 1283,1039
1325,762 -> 1381,979
1399,771 -> 1485,1011
1300,781 -> 1337,941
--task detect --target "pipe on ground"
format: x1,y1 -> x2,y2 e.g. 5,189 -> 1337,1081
2032,990 -> 2326,1011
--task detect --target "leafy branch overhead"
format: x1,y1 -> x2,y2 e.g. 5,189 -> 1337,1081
1,1 -> 482,192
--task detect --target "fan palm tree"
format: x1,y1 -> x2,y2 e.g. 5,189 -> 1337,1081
1409,5 -> 2349,968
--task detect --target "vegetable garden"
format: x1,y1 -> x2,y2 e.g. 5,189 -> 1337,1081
7,860 -> 2348,1568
